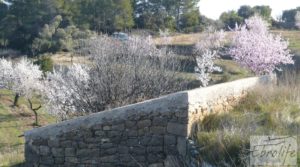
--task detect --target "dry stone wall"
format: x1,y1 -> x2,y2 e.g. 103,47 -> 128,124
24,76 -> 274,167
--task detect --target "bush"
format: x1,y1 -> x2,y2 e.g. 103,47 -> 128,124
34,56 -> 54,73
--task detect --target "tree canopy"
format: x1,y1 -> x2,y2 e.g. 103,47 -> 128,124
0,0 -> 201,54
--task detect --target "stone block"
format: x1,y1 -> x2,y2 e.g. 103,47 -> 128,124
99,155 -> 116,163
118,145 -> 129,154
152,117 -> 167,126
147,146 -> 163,153
149,135 -> 163,146
167,123 -> 187,136
150,126 -> 166,135
51,148 -> 64,157
65,156 -> 78,163
164,135 -> 176,145
39,146 -> 50,156
111,124 -> 125,131
125,121 -> 136,128
48,139 -> 60,147
177,137 -> 187,156
137,120 -> 151,128
149,163 -> 164,167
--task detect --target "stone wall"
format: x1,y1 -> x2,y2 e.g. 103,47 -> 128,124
24,76 -> 274,167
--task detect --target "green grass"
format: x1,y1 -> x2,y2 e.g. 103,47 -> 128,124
194,72 -> 300,166
212,59 -> 253,84
0,89 -> 55,167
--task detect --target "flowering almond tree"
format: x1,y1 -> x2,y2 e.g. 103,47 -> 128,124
229,16 -> 294,75
194,27 -> 225,87
0,59 -> 14,90
0,58 -> 43,125
42,64 -> 91,120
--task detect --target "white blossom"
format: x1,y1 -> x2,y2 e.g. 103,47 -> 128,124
12,58 -> 43,98
0,58 -> 14,89
194,27 -> 225,87
195,50 -> 222,87
42,64 -> 90,119
0,58 -> 43,98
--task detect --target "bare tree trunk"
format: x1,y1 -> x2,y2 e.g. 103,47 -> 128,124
28,99 -> 42,126
13,93 -> 20,107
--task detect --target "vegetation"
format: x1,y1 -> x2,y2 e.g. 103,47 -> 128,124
0,0 -> 203,54
195,71 -> 300,166
0,89 -> 54,167
42,36 -> 190,119
229,16 -> 294,74
220,5 -> 272,30
34,56 -> 54,73
280,7 -> 300,29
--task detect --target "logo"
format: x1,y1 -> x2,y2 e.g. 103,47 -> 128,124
250,136 -> 298,166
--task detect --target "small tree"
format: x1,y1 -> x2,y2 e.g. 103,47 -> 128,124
0,58 -> 43,125
34,56 -> 54,73
229,16 -> 294,75
194,27 -> 224,87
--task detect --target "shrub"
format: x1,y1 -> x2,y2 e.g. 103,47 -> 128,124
34,56 -> 54,73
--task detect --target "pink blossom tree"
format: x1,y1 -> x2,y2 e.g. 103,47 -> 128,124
229,16 -> 294,75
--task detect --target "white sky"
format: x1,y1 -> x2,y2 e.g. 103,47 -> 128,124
199,0 -> 300,20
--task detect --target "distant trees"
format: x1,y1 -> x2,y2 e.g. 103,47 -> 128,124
229,16 -> 294,75
252,6 -> 272,21
31,15 -> 94,55
220,11 -> 243,30
0,0 -> 203,53
133,0 -> 200,32
237,5 -> 254,19
220,5 -> 272,30
281,7 -> 300,29
74,0 -> 134,32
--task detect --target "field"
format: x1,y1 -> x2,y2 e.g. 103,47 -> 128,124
154,30 -> 300,50
0,90 -> 55,166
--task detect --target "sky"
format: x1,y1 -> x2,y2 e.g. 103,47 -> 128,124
199,0 -> 300,20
